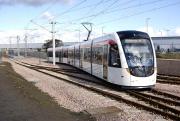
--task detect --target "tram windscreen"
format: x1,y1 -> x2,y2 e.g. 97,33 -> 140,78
120,37 -> 154,77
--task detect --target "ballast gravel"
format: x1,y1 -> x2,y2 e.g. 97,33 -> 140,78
5,57 -> 170,121
155,83 -> 180,97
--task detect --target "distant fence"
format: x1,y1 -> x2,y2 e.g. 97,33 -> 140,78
8,49 -> 47,59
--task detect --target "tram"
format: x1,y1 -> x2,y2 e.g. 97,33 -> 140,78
47,30 -> 157,89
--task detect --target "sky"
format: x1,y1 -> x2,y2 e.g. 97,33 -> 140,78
0,0 -> 180,44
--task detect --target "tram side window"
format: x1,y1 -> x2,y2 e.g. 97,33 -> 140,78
59,51 -> 62,58
80,48 -> 83,60
69,49 -> 74,59
55,52 -> 59,57
63,50 -> 68,58
75,49 -> 80,59
92,47 -> 103,64
48,52 -> 53,57
84,48 -> 91,62
109,44 -> 121,68
68,50 -> 72,59
84,48 -> 88,62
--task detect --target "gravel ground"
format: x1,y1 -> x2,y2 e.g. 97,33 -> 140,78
5,57 -> 170,121
155,83 -> 180,97
14,57 -> 59,68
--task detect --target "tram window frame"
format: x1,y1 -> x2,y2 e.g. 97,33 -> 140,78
109,44 -> 121,68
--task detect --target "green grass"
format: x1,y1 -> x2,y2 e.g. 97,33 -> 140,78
0,61 -> 94,121
0,62 -> 59,107
156,53 -> 180,59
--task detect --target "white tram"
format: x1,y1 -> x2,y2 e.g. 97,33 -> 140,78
47,31 -> 157,89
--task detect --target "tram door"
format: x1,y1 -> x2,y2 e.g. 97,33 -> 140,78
103,45 -> 108,79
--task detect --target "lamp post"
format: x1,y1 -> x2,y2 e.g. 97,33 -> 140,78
159,30 -> 163,41
165,29 -> 170,36
24,28 -> 37,57
75,29 -> 81,43
146,18 -> 151,34
102,26 -> 105,36
17,36 -> 20,57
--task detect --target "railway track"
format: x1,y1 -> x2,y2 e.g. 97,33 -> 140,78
20,60 -> 180,86
13,60 -> 180,120
17,61 -> 105,86
157,74 -> 180,85
127,90 -> 180,116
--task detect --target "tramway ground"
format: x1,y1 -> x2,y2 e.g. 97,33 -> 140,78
4,57 -> 180,120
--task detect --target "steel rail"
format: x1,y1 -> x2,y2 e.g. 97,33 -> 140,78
158,75 -> 180,81
133,91 -> 180,106
13,60 -> 180,120
20,61 -> 180,85
152,89 -> 180,100
157,79 -> 180,85
127,91 -> 180,115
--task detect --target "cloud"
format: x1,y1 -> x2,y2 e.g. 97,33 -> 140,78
0,29 -> 23,44
40,11 -> 54,21
0,0 -> 74,6
0,29 -> 51,44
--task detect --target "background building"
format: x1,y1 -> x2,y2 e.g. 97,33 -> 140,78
151,36 -> 180,52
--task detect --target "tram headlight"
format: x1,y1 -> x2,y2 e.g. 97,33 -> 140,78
126,68 -> 130,74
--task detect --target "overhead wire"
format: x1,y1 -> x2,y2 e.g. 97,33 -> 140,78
27,0 -> 87,31
87,0 -> 120,21
83,0 -> 105,17
60,0 -> 148,22
65,0 -> 168,22
85,0 -> 166,22
53,0 -> 111,18
54,0 -> 88,19
57,0 -> 109,30
106,0 -> 166,15
32,0 -> 59,21
96,1 -> 180,26
25,1 -> 180,42
25,0 -> 59,29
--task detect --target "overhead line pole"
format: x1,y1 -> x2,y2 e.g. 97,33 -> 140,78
30,20 -> 57,66
24,29 -> 37,57
50,21 -> 57,66
146,18 -> 151,34
9,37 -> 12,56
24,35 -> 28,57
17,36 -> 20,57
